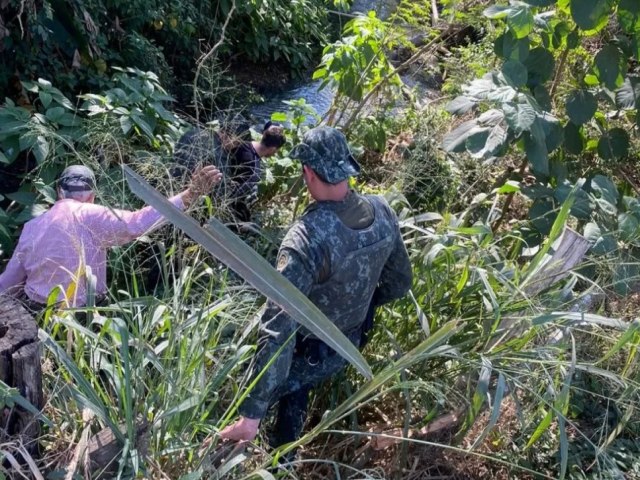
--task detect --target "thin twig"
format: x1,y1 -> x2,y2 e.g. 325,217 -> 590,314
550,47 -> 570,101
491,159 -> 528,232
192,0 -> 236,122
343,30 -> 451,132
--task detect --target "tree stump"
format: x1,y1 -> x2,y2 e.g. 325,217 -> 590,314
0,295 -> 43,451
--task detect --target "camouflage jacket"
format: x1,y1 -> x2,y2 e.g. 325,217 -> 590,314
239,190 -> 412,419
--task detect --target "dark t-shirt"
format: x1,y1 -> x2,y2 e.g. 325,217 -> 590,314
228,142 -> 261,201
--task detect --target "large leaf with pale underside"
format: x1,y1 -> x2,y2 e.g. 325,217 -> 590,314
123,165 -> 373,379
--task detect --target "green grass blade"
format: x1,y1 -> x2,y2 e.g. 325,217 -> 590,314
124,165 -> 372,379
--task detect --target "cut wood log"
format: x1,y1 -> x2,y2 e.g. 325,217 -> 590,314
522,227 -> 591,297
0,295 -> 43,452
491,227 -> 591,348
87,419 -> 149,478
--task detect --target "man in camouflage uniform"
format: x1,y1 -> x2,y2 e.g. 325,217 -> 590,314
219,126 -> 412,446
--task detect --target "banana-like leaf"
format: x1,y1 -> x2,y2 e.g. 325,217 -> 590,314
123,166 -> 373,379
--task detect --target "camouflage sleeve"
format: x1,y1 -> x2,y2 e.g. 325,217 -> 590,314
374,220 -> 412,306
239,228 -> 321,420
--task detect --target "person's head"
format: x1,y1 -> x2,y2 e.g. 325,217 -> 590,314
290,126 -> 360,201
256,121 -> 286,157
57,165 -> 96,203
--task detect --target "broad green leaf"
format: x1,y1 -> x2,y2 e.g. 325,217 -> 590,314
446,96 -> 476,115
554,183 -> 592,219
618,0 -> 640,33
507,5 -> 534,39
270,112 -> 288,122
466,125 -> 508,159
584,222 -> 617,255
494,31 -> 530,61
552,21 -> 572,50
120,116 -> 132,135
565,90 -> 597,125
594,44 -> 626,90
522,183 -> 553,199
615,76 -> 640,109
486,86 -> 518,103
465,128 -> 491,158
529,198 -> 556,234
504,102 -> 536,134
523,47 -> 555,87
540,115 -> 564,152
591,174 -> 619,205
524,132 -> 548,175
564,122 -> 584,154
45,107 -> 65,123
312,67 -> 327,80
618,212 -> 640,242
597,128 -> 630,160
502,60 -> 528,87
484,5 -> 513,19
533,85 -> 552,110
0,151 -> 8,164
123,166 -> 373,379
33,135 -> 50,164
570,0 -> 614,34
463,75 -> 502,100
442,120 -> 480,153
495,180 -> 520,194
39,91 -> 52,109
6,191 -> 37,205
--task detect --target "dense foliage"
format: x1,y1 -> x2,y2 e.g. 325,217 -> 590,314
2,1 -> 640,479
0,0 -> 337,99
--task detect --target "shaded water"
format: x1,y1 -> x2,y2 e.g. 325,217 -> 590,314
249,0 -> 401,123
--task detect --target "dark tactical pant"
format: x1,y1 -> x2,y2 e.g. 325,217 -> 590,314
269,301 -> 377,447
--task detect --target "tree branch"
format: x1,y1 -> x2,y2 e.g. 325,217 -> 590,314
192,0 -> 236,123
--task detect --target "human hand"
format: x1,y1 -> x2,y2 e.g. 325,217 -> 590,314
183,165 -> 223,206
218,416 -> 261,442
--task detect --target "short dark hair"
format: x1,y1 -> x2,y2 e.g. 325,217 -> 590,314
261,122 -> 286,149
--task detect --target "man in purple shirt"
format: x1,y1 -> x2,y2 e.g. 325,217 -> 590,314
0,164 -> 221,308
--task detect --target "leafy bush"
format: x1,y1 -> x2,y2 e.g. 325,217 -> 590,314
0,0 -> 334,101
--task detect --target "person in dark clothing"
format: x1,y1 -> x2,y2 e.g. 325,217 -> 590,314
216,126 -> 413,447
171,122 -> 286,223
226,121 -> 286,223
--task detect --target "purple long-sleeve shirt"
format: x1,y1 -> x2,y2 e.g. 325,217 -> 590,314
0,194 -> 184,306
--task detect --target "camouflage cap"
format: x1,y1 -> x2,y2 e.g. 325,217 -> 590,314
290,126 -> 360,184
58,165 -> 96,192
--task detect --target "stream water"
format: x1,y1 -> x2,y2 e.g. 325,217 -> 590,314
249,0 -> 402,123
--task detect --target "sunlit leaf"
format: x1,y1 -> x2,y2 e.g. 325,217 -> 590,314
594,44 -> 626,90
123,166 -> 373,379
597,128 -> 630,160
570,0 -> 614,33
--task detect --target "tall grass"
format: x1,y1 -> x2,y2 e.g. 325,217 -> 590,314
6,83 -> 639,479
28,187 -> 640,479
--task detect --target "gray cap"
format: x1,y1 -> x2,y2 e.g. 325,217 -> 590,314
290,126 -> 360,184
58,165 -> 96,191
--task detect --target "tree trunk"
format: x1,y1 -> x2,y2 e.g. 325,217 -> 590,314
0,295 -> 43,453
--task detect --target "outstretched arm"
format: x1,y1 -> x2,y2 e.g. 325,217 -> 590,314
95,165 -> 222,247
